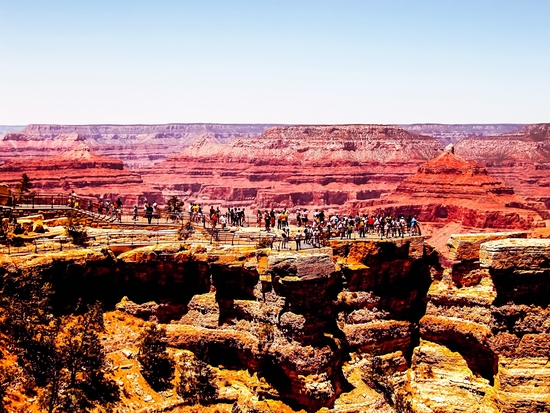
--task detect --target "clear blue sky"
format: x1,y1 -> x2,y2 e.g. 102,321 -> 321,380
0,0 -> 549,125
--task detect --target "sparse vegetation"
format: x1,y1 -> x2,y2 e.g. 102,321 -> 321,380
178,221 -> 194,240
65,213 -> 88,246
256,323 -> 275,352
256,235 -> 273,249
177,354 -> 218,405
39,302 -> 119,413
0,363 -> 15,413
0,269 -> 118,412
166,195 -> 184,212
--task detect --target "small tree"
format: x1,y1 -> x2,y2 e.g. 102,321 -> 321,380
16,173 -> 33,194
166,196 -> 184,212
0,269 -> 58,387
177,355 -> 217,405
65,212 -> 88,246
137,323 -> 175,392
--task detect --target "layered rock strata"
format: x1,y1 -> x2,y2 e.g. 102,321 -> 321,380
0,236 -> 436,412
455,123 -> 550,210
415,233 -> 550,412
403,123 -> 524,146
0,144 -> 162,205
139,125 -> 442,211
2,230 -> 550,411
364,148 -> 546,229
0,123 -> 276,167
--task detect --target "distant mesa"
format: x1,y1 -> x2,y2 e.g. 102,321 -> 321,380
455,123 -> 550,164
0,123 -> 278,167
454,123 -> 550,210
402,123 -> 525,146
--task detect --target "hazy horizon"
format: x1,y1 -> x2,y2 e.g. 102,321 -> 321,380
1,1 -> 549,125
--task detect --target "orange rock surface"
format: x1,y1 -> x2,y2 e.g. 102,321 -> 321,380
1,232 -> 550,411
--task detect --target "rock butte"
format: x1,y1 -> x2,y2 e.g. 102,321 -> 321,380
1,233 -> 550,412
363,146 -> 548,230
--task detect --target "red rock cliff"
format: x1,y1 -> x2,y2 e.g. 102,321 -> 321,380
0,144 -> 162,204
363,147 -> 546,229
139,124 -> 442,211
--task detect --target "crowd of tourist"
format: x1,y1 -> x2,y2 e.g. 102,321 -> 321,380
62,191 -> 422,247
254,208 -> 421,249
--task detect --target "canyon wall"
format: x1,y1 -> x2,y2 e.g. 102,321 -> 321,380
2,122 -> 549,229
0,123 -> 276,167
1,234 -> 549,412
455,123 -> 550,211
0,144 -> 162,205
403,124 -> 524,146
362,148 -> 547,230
139,124 -> 442,211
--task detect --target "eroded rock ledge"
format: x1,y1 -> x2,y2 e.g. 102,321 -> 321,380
1,235 -> 549,412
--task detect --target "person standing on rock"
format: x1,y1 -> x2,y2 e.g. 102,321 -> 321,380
280,230 -> 288,250
146,203 -> 154,224
264,211 -> 271,231
295,230 -> 302,251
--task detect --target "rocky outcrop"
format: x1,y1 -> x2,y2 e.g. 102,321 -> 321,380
363,150 -> 546,229
3,231 -> 550,411
139,125 -> 442,211
0,144 -> 163,205
0,123 -> 276,167
415,234 -> 550,412
0,236 -> 436,412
